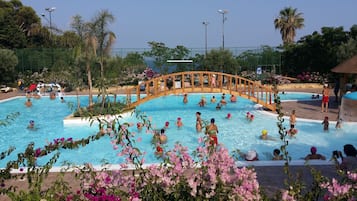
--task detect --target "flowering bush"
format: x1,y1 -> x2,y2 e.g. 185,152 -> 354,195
69,141 -> 261,201
143,67 -> 158,80
320,172 -> 357,201
296,72 -> 327,83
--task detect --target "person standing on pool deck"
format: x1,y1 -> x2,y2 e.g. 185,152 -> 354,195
321,84 -> 330,112
205,118 -> 219,146
289,110 -> 296,129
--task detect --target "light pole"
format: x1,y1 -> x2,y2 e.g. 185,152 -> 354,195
44,7 -> 55,66
218,9 -> 228,50
45,7 -> 56,38
202,21 -> 209,57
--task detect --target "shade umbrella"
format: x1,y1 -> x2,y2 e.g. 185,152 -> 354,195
331,55 -> 357,74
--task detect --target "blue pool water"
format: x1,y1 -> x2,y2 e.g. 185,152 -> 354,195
0,93 -> 356,168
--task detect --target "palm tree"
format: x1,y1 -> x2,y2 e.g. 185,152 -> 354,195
71,15 -> 95,106
90,10 -> 116,107
91,10 -> 116,79
274,7 -> 304,45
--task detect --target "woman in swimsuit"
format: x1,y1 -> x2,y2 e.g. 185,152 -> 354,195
205,118 -> 219,146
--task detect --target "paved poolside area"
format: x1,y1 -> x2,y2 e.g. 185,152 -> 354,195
0,86 -> 345,200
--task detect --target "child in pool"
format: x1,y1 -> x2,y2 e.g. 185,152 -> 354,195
183,94 -> 188,104
164,121 -> 169,129
27,120 -> 35,129
176,117 -> 183,128
322,116 -> 329,131
226,113 -> 232,119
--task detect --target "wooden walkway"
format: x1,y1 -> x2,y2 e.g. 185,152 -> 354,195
125,71 -> 276,111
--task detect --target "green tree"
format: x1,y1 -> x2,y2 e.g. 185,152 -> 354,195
90,10 -> 116,107
143,41 -> 171,74
0,0 -> 42,49
337,38 -> 357,62
57,31 -> 82,48
282,26 -> 352,75
90,10 -> 116,79
204,49 -> 237,74
123,52 -> 146,74
0,49 -> 18,84
143,42 -> 191,73
274,7 -> 304,45
171,45 -> 190,72
71,15 -> 95,106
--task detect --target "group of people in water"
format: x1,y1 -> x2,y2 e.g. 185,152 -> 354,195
24,90 -> 65,131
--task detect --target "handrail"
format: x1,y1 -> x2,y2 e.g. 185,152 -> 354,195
125,71 -> 276,111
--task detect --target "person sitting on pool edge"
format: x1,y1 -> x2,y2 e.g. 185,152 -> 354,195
304,146 -> 326,160
25,98 -> 32,107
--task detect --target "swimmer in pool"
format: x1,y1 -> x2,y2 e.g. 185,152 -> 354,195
216,103 -> 222,110
230,94 -> 237,102
322,116 -> 329,131
183,94 -> 188,104
272,149 -> 283,160
196,112 -> 202,132
159,128 -> 167,144
27,120 -> 35,129
210,96 -> 216,103
226,113 -> 232,119
176,117 -> 183,128
164,121 -> 169,129
205,118 -> 219,146
25,98 -> 32,107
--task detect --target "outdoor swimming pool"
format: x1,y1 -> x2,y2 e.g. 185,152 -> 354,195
0,92 -> 356,168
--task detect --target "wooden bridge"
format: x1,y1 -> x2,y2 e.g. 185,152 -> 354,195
125,71 -> 276,111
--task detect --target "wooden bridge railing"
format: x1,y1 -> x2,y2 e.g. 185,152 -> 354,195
125,71 -> 276,111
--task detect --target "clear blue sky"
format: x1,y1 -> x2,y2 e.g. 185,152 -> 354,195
22,0 -> 357,49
